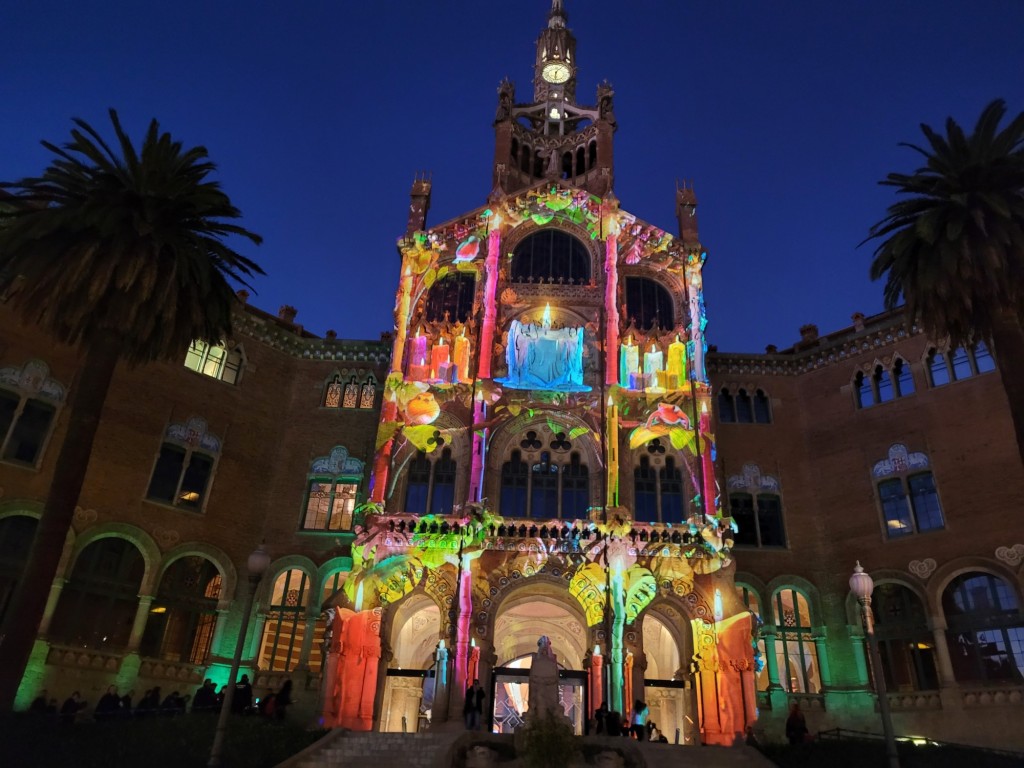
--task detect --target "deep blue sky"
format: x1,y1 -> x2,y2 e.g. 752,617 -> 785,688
4,2 -> 1023,353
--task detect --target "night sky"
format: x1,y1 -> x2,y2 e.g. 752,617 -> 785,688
4,1 -> 1022,353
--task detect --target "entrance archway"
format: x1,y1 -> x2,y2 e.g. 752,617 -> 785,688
491,587 -> 590,734
381,594 -> 441,732
641,610 -> 692,743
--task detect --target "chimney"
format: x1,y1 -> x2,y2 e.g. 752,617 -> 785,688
851,312 -> 865,331
765,344 -> 778,354
406,173 -> 433,236
278,305 -> 298,324
325,329 -> 337,340
799,324 -> 819,343
236,289 -> 249,304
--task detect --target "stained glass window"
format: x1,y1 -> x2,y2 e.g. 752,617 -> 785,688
303,481 -> 357,530
324,378 -> 342,408
342,379 -> 359,409
773,589 -> 820,694
360,381 -> 376,409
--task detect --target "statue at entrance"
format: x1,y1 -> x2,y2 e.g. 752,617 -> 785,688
526,636 -> 561,721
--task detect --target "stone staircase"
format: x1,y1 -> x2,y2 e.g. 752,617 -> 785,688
279,730 -> 457,768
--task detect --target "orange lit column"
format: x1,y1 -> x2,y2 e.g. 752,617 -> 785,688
477,221 -> 502,379
589,647 -> 604,719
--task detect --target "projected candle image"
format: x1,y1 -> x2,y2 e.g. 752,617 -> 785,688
497,304 -> 590,391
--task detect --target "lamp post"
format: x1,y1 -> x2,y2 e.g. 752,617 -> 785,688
208,544 -> 272,768
849,561 -> 900,768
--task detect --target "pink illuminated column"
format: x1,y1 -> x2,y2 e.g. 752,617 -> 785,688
604,216 -> 620,385
477,222 -> 502,379
469,392 -> 487,503
453,555 -> 474,699
392,263 -> 414,374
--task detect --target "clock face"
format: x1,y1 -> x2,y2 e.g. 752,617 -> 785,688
542,62 -> 571,84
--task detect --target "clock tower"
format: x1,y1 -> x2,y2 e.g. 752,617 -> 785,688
492,0 -> 616,196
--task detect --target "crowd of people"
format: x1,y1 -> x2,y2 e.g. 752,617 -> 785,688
589,700 -> 667,742
26,676 -> 295,724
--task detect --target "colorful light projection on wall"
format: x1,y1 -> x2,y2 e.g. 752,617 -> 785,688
497,304 -> 590,392
618,335 -> 689,391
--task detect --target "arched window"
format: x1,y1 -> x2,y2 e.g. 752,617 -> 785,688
342,377 -> 360,409
753,389 -> 771,424
736,585 -> 769,691
500,450 -> 529,515
510,138 -> 519,167
520,145 -> 531,174
360,378 -> 377,410
560,453 -> 590,518
424,274 -> 476,324
49,538 -> 145,650
873,444 -> 943,538
735,389 -> 753,423
575,146 -> 585,176
530,451 -> 559,518
588,140 -> 597,169
624,277 -> 675,330
872,583 -> 937,691
184,340 -> 243,384
146,417 -> 221,511
773,588 -> 820,693
140,556 -> 222,664
324,376 -> 343,408
927,348 -> 950,386
430,448 -> 457,514
511,230 -> 591,284
727,464 -> 786,547
302,445 -> 365,530
874,365 -> 894,403
927,344 -> 996,386
500,432 -> 591,519
855,371 -> 873,408
659,456 -> 684,523
404,448 -> 457,515
0,359 -> 64,466
259,568 -> 311,672
717,388 -> 736,423
893,358 -> 915,396
0,515 -> 38,626
943,573 -> 1024,683
634,455 -> 658,523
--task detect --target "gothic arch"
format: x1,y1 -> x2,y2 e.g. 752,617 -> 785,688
317,557 -> 354,607
485,410 -> 601,516
503,219 -> 601,284
619,268 -> 687,332
389,410 -> 471,509
841,571 -> 929,628
69,522 -> 162,594
489,574 -> 590,668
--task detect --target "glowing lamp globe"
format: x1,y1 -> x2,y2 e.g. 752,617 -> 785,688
849,561 -> 873,601
248,545 -> 271,577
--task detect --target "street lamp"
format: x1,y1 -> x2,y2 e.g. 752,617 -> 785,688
208,544 -> 272,768
849,561 -> 900,768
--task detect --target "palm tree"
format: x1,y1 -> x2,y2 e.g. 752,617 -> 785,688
0,110 -> 262,710
865,98 -> 1024,465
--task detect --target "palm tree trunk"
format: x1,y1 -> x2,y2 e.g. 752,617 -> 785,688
991,313 -> 1024,469
0,330 -> 122,711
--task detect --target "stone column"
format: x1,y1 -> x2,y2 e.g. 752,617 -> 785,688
126,595 -> 155,652
929,618 -> 957,686
812,630 -> 832,690
36,577 -> 67,637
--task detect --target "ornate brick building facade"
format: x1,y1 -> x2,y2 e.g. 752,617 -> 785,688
1,0 -> 1021,750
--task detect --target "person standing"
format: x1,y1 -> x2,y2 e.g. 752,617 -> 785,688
232,674 -> 253,715
274,680 -> 293,720
94,685 -> 121,721
785,702 -> 808,745
594,701 -> 608,734
631,700 -> 648,740
463,679 -> 485,730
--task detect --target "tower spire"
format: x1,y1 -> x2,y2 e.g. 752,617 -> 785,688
548,0 -> 567,29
